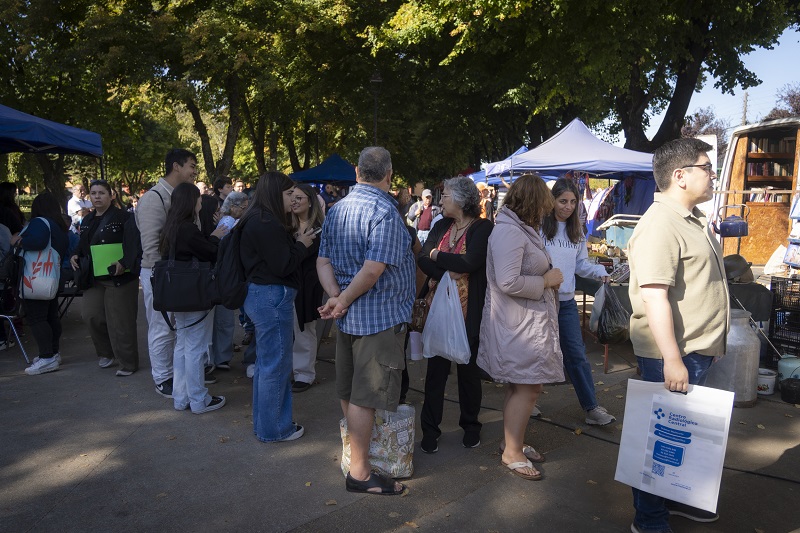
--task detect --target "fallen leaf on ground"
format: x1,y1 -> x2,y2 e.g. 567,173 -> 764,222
593,516 -> 600,520
388,512 -> 400,518
757,424 -> 766,430
445,513 -> 450,517
603,388 -> 610,392
404,522 -> 419,529
479,466 -> 488,471
325,499 -> 337,506
219,436 -> 230,443
595,362 -> 603,366
595,381 -> 604,386
305,482 -> 312,487
541,417 -> 552,422
167,435 -> 177,440
574,428 -> 582,435
616,395 -> 624,399
156,493 -> 167,498
542,390 -> 549,394
785,414 -> 794,418
739,421 -> 747,425
755,528 -> 765,533
586,480 -> 597,484
80,453 -> 87,457
401,488 -> 410,497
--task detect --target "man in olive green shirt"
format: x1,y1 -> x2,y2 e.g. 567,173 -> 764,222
627,138 -> 729,532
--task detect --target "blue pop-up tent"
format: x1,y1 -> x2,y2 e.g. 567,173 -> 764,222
0,104 -> 103,158
290,153 -> 356,185
468,145 -> 529,185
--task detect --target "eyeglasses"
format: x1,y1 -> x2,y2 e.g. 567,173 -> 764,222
680,163 -> 715,175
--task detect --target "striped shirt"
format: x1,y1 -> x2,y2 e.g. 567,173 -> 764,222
319,183 -> 415,336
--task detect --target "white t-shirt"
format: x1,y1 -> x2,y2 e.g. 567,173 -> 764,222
67,196 -> 92,224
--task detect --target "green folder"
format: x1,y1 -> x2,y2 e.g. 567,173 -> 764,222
90,243 -> 128,277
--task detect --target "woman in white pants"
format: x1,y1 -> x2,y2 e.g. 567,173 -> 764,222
289,184 -> 325,392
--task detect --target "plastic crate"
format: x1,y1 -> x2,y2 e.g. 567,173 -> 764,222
770,276 -> 800,310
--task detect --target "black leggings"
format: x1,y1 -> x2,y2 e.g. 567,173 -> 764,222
24,298 -> 61,357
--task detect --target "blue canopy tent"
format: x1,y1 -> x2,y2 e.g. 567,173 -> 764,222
467,145 -> 528,185
0,104 -> 103,159
290,153 -> 356,185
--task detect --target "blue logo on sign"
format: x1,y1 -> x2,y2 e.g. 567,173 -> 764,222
653,408 -> 665,420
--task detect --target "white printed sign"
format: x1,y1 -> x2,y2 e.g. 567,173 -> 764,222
614,380 -> 734,512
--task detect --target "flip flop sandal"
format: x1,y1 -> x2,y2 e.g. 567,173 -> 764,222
346,471 -> 406,495
503,459 -> 542,481
498,444 -> 546,463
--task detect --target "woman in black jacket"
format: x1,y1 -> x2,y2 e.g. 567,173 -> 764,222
240,172 -> 315,442
15,192 -> 69,376
70,180 -> 141,376
159,183 -> 228,414
416,176 -> 493,453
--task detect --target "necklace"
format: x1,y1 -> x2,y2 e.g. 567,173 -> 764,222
448,218 -> 474,249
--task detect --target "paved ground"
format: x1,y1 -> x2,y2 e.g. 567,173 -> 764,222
1,292 -> 799,533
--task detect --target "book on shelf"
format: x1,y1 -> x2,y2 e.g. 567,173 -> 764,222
749,136 -> 796,154
746,160 -> 794,177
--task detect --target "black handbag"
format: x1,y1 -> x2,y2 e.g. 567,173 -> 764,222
74,255 -> 94,291
151,252 -> 217,313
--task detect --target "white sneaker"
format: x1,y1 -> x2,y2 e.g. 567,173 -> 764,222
586,406 -> 616,426
98,357 -> 115,368
246,364 -> 255,379
531,405 -> 542,417
25,355 -> 60,375
276,424 -> 304,442
193,396 -> 226,414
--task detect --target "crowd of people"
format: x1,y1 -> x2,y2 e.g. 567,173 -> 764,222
3,137 -> 725,531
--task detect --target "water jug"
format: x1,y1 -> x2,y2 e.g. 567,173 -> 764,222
705,309 -> 760,407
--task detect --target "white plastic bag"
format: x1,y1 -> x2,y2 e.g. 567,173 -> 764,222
589,283 -> 606,333
421,272 -> 471,364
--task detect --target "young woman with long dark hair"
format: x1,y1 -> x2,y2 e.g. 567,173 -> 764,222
542,177 -> 615,425
240,172 -> 316,441
159,182 -> 228,414
16,192 -> 69,375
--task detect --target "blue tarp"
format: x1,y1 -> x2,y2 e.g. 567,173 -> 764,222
485,118 -> 652,180
468,146 -> 528,185
0,104 -> 103,158
290,153 -> 356,185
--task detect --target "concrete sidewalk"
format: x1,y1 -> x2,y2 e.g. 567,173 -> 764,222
1,293 -> 799,532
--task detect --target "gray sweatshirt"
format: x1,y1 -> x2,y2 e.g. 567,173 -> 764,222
543,221 -> 608,302
135,178 -> 174,269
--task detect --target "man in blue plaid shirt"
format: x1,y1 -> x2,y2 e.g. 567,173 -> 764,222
317,146 -> 415,496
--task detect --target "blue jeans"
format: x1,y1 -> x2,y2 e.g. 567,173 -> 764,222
558,299 -> 597,411
210,304 -> 234,365
243,283 -> 297,442
632,353 -> 714,531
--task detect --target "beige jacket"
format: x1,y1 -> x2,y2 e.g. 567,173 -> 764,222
477,207 -> 564,384
135,178 -> 174,268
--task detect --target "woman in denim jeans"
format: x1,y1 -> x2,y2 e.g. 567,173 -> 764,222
239,173 -> 316,442
541,178 -> 616,426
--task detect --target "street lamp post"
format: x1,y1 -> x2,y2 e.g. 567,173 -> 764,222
370,71 -> 382,145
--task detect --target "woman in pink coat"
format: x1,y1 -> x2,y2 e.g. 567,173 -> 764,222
478,174 -> 564,481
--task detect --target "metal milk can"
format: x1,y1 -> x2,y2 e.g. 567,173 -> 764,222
705,309 -> 760,407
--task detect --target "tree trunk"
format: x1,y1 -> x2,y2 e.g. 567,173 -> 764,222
285,124 -> 301,172
268,122 -> 278,172
184,96 -> 217,180
214,74 -> 244,178
242,95 -> 267,175
34,153 -> 67,209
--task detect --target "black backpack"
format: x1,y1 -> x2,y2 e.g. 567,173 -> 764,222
0,246 -> 23,315
214,221 -> 248,310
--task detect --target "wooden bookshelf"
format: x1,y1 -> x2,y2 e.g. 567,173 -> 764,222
722,125 -> 800,262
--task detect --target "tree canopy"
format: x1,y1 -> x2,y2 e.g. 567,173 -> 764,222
1,0 -> 798,196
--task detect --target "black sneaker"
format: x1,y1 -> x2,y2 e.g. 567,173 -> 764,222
204,373 -> 217,385
193,396 -> 226,414
292,381 -> 312,393
667,502 -> 719,523
204,364 -> 216,375
155,378 -> 173,398
216,362 -> 231,371
420,435 -> 439,454
462,431 -> 481,448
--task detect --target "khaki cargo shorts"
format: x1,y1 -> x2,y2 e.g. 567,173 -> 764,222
336,324 -> 407,411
